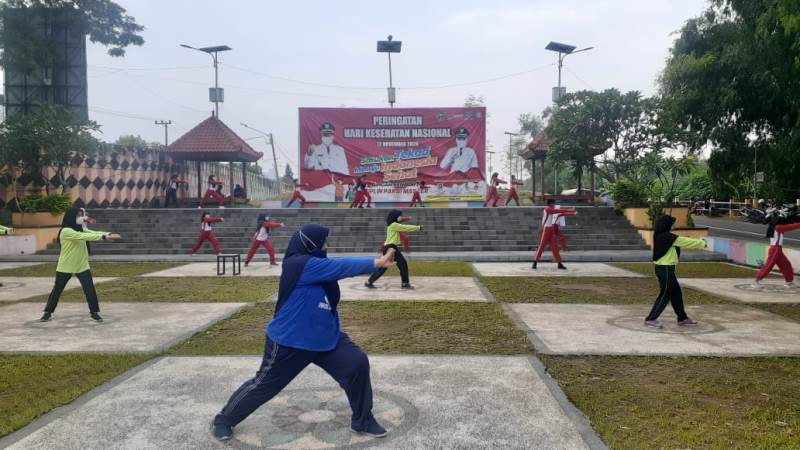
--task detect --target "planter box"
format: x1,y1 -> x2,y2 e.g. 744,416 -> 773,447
12,212 -> 64,227
0,235 -> 37,255
637,227 -> 709,248
623,207 -> 690,229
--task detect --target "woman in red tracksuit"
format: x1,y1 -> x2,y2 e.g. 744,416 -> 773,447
350,176 -> 371,208
409,180 -> 427,207
190,212 -> 223,256
287,179 -> 308,208
752,220 -> 800,288
484,172 -> 506,207
505,175 -> 523,206
532,199 -> 577,269
245,213 -> 285,267
199,175 -> 225,208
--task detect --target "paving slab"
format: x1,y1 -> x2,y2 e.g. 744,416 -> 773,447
0,277 -> 117,302
0,262 -> 44,271
1,356 -> 596,450
144,262 -> 282,277
340,276 -> 489,302
509,303 -> 800,356
680,278 -> 800,304
0,302 -> 248,353
472,262 -> 644,277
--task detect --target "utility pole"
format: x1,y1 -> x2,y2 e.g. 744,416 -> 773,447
240,122 -> 282,193
487,150 -> 496,177
181,44 -> 232,117
155,120 -> 172,146
504,131 -> 519,180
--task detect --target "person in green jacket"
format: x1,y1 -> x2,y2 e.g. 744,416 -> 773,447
39,208 -> 120,323
0,224 -> 12,235
365,209 -> 422,289
645,215 -> 707,329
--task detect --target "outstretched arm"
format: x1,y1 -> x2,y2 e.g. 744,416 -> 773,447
298,250 -> 395,285
775,223 -> 800,234
673,236 -> 707,249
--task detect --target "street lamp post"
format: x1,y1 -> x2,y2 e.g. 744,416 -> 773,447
181,44 -> 232,117
377,35 -> 402,108
486,150 -> 496,177
545,42 -> 593,103
241,122 -> 281,193
504,131 -> 519,180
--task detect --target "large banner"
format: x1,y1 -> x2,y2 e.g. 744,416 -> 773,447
298,107 -> 486,202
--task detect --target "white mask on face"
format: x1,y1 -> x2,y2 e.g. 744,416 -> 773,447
456,138 -> 467,149
321,135 -> 334,146
76,216 -> 85,225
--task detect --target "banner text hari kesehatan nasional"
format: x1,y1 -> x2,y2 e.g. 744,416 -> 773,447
298,107 -> 486,202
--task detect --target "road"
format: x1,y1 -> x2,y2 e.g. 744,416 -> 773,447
694,216 -> 800,249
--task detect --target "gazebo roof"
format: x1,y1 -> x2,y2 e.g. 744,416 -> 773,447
167,114 -> 263,162
519,131 -> 549,161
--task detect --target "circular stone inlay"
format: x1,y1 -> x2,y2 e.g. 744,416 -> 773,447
2,281 -> 25,289
734,283 -> 800,295
228,388 -> 418,449
608,315 -> 721,335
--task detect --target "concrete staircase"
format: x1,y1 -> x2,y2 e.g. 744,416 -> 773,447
43,207 -> 649,255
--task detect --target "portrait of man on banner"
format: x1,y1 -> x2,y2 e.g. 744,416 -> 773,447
304,122 -> 350,175
439,127 -> 479,174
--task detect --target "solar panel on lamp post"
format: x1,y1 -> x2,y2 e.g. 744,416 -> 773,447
377,35 -> 402,108
545,41 -> 593,103
180,44 -> 232,117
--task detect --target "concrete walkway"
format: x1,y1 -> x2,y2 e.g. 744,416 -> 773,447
0,277 -> 118,302
473,262 -> 644,277
1,356 -> 603,450
680,278 -> 800,304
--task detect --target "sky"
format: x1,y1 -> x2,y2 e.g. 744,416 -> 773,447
84,0 -> 709,179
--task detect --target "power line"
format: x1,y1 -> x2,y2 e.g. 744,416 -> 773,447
565,67 -> 594,90
122,72 -> 208,114
90,106 -> 165,122
89,64 -> 208,72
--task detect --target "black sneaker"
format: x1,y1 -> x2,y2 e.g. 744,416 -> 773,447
212,423 -> 233,441
364,282 -> 376,289
39,312 -> 52,322
351,417 -> 388,438
531,261 -> 537,270
401,283 -> 414,290
90,313 -> 103,322
557,263 -> 567,270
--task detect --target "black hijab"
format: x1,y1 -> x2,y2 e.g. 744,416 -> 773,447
275,224 -> 340,316
58,208 -> 83,245
652,215 -> 679,261
386,209 -> 403,225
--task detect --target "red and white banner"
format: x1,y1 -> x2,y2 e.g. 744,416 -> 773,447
298,107 -> 486,202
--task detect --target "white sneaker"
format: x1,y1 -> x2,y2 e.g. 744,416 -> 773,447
786,282 -> 798,289
219,206 -> 225,209
751,281 -> 763,289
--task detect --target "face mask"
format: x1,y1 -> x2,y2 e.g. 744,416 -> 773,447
322,135 -> 334,146
456,138 -> 467,149
76,216 -> 85,225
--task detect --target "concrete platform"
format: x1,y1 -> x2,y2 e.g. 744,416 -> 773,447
509,303 -> 800,356
0,262 -> 43,271
0,277 -> 117,302
1,356 -> 602,450
0,302 -> 248,353
144,262 -> 281,277
341,276 -> 490,302
680,278 -> 800,304
472,262 -> 644,277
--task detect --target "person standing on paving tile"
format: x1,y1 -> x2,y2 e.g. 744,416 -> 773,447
198,174 -> 226,209
189,212 -> 223,256
532,199 -> 576,270
286,178 -> 309,208
38,208 -> 120,323
505,174 -> 523,206
212,224 -> 396,441
365,210 -> 422,289
752,207 -> 800,289
245,213 -> 285,267
484,172 -> 505,207
164,172 -> 186,208
644,215 -> 707,329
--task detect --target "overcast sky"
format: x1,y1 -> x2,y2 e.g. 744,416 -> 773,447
85,0 -> 708,179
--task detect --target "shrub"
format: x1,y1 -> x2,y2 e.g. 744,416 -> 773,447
17,194 -> 72,214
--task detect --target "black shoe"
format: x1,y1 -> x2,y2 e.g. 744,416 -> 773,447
212,423 -> 233,441
401,283 -> 414,289
531,261 -> 537,270
39,312 -> 52,322
557,263 -> 567,270
90,312 -> 103,322
364,282 -> 376,289
351,417 -> 388,438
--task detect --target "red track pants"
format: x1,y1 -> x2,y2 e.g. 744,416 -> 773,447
200,189 -> 225,207
484,187 -> 500,207
534,227 -> 562,263
410,192 -> 423,207
287,191 -> 306,207
191,230 -> 221,255
245,239 -> 276,265
756,245 -> 795,282
505,189 -> 520,206
554,225 -> 568,251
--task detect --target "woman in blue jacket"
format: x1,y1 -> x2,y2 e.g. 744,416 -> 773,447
212,224 -> 396,441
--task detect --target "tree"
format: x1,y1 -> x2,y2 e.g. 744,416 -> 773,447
282,163 -> 295,184
463,94 -> 485,108
660,0 -> 800,201
115,134 -> 157,148
0,0 -> 144,73
510,113 -> 544,182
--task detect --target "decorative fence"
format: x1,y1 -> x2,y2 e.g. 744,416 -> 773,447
703,235 -> 800,274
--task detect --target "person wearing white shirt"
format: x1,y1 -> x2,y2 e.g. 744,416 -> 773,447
439,127 -> 479,174
304,122 -> 350,175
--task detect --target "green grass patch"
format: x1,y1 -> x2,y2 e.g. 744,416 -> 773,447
749,304 -> 800,323
0,262 -> 185,277
22,277 -> 278,303
171,301 -> 532,355
540,355 -> 800,450
385,260 -> 474,277
481,276 -> 732,304
0,354 -> 149,438
612,262 -> 765,278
